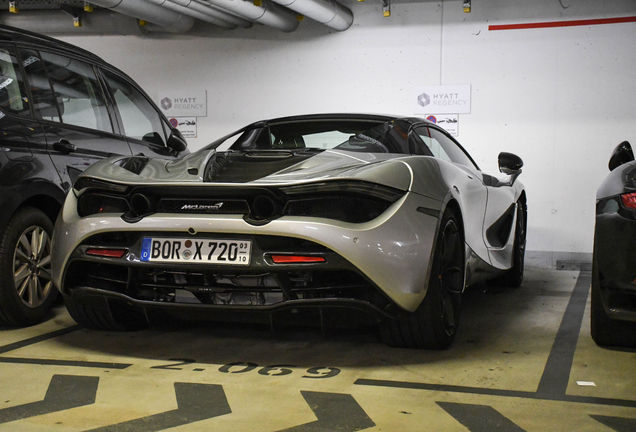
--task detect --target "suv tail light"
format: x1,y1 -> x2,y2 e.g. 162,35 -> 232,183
621,192 -> 636,209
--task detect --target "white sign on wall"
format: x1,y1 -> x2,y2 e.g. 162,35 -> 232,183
414,85 -> 471,114
425,114 -> 459,136
169,117 -> 197,138
158,90 -> 207,117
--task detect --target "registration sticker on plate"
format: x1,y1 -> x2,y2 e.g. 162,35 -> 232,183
140,238 -> 251,265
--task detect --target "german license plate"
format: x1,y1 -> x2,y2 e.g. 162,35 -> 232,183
140,238 -> 251,265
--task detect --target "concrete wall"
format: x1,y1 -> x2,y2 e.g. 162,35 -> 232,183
48,0 -> 636,266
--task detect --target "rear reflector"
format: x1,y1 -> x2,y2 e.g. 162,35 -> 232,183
622,193 -> 636,209
85,248 -> 127,258
270,255 -> 326,264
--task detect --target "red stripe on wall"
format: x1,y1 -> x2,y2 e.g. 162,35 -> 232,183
489,16 -> 636,31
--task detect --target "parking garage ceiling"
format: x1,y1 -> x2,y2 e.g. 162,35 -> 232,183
0,0 -> 410,35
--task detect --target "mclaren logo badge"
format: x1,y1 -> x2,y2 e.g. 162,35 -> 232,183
181,203 -> 224,211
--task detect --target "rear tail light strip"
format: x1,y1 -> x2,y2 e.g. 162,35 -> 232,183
270,255 -> 326,264
85,248 -> 128,258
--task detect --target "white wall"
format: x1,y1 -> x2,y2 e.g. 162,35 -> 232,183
55,0 -> 636,265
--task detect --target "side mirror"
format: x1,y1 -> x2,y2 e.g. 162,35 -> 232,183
608,141 -> 634,171
167,129 -> 188,153
498,152 -> 523,174
498,152 -> 523,186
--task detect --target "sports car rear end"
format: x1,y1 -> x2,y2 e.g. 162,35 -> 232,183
51,114 -> 527,349
51,149 -> 443,331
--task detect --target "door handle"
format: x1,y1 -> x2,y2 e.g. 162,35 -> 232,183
53,139 -> 77,154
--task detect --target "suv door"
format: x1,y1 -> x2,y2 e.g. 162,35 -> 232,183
0,34 -> 186,328
101,69 -> 180,159
18,48 -> 133,188
0,45 -> 68,327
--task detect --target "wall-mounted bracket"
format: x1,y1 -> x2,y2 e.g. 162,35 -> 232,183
382,0 -> 390,17
60,5 -> 83,27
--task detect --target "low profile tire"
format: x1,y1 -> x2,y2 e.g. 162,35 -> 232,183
0,207 -> 57,327
63,294 -> 148,331
489,200 -> 526,288
380,208 -> 465,349
590,255 -> 636,348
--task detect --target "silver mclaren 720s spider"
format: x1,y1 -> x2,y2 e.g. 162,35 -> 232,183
51,114 -> 527,349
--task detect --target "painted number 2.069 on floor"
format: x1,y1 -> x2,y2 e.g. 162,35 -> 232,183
140,238 -> 251,264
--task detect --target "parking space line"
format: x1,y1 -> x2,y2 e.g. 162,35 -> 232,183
278,391 -> 375,432
86,383 -> 231,432
0,356 -> 132,369
355,378 -> 636,408
0,375 -> 99,424
436,402 -> 527,432
0,325 -> 80,354
355,271 -> 636,409
590,414 -> 636,432
536,271 -> 591,398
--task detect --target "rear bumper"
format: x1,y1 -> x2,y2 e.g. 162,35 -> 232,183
594,200 -> 636,322
53,190 -> 443,312
67,286 -> 397,319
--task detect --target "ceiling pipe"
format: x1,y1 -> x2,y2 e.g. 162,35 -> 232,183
270,0 -> 352,31
199,0 -> 299,32
0,9 -> 149,35
88,0 -> 195,33
169,0 -> 253,28
144,0 -> 236,29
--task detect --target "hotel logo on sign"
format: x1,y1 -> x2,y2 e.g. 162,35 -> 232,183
414,85 -> 471,114
157,90 -> 207,117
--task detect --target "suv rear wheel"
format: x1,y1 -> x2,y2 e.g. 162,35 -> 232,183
0,207 -> 57,326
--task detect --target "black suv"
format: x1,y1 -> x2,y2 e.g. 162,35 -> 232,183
0,25 -> 188,326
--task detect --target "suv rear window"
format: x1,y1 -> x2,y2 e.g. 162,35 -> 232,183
0,47 -> 30,117
102,70 -> 167,146
19,49 -> 113,132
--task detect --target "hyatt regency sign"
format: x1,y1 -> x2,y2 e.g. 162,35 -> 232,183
414,85 -> 471,114
157,90 -> 207,117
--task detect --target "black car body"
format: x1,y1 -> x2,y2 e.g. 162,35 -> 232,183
0,25 -> 188,327
592,141 -> 636,347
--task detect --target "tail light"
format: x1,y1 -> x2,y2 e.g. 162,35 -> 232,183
78,193 -> 130,217
621,192 -> 636,209
270,255 -> 326,264
281,181 -> 405,223
85,248 -> 127,258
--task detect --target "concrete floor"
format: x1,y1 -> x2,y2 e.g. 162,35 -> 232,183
0,267 -> 635,431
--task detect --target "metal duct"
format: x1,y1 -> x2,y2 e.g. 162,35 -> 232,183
144,0 -> 236,29
88,0 -> 195,33
200,0 -> 299,32
0,9 -> 148,35
169,0 -> 253,28
271,0 -> 352,31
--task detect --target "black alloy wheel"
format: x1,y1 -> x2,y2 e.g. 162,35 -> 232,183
435,215 -> 465,338
0,207 -> 57,326
380,208 -> 465,349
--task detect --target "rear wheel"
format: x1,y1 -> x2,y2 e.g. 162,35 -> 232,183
0,207 -> 57,326
63,294 -> 148,331
590,255 -> 636,348
380,208 -> 465,349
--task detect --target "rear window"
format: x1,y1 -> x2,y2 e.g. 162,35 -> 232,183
213,119 -> 414,154
19,48 -> 113,132
0,47 -> 30,117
